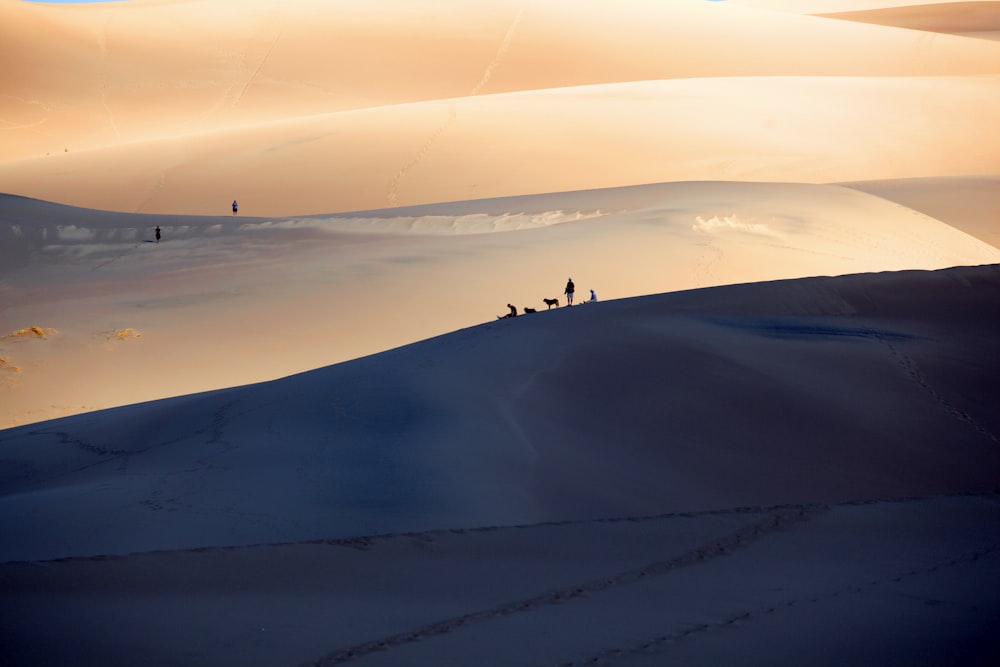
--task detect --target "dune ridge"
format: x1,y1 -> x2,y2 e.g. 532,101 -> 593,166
2,263 -> 998,561
3,179 -> 999,429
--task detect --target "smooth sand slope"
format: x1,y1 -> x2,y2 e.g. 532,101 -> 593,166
2,0 -> 999,215
817,1 -> 1000,36
1,265 -> 999,666
841,175 -> 1000,248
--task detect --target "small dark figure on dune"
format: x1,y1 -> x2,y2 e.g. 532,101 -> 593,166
523,307 -> 537,314
155,226 -> 161,243
543,297 -> 559,309
498,303 -> 518,319
564,277 -> 575,306
232,200 -> 239,217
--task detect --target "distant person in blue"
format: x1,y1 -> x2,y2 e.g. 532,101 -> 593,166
232,200 -> 239,217
564,277 -> 575,305
588,289 -> 597,302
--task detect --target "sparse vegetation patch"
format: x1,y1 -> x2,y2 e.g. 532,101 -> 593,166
5,327 -> 57,340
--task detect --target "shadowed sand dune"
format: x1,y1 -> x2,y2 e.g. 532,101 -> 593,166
817,1 -> 1000,35
2,265 -> 999,666
2,264 -> 999,561
2,496 -> 998,667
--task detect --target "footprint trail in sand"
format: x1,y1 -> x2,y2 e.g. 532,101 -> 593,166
386,4 -> 527,204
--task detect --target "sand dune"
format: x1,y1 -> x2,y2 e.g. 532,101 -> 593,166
2,265 -> 999,665
841,175 -> 1000,248
818,1 -> 1000,35
2,496 -> 998,667
2,2 -> 999,663
3,74 -> 999,216
3,264 -> 999,560
3,0 -> 1000,214
3,181 -> 998,429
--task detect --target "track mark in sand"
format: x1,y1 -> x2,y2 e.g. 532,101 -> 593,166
0,98 -> 55,134
232,24 -> 285,109
299,506 -> 820,666
5,493 -> 988,565
386,4 -> 527,204
562,538 -> 1000,667
468,5 -> 525,97
133,170 -> 168,215
96,19 -> 121,143
385,104 -> 458,205
91,241 -> 142,271
879,336 -> 998,444
692,242 -> 723,287
55,431 -> 128,458
137,399 -> 304,536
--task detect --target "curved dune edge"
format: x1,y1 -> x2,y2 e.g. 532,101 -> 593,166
1,264 -> 998,558
840,175 -> 1000,248
3,0 -> 1000,217
2,75 -> 999,217
2,180 -> 998,429
816,2 -> 1000,34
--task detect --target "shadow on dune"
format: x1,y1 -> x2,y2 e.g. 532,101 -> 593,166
1,264 -> 998,562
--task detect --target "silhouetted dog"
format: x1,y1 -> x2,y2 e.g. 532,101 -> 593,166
543,298 -> 559,309
523,307 -> 537,314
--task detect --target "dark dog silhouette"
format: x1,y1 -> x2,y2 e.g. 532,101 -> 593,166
523,307 -> 537,314
542,298 -> 559,309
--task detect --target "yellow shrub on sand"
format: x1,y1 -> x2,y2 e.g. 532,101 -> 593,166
110,328 -> 142,340
0,356 -> 21,374
5,326 -> 57,339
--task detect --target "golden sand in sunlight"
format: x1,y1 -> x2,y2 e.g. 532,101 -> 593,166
1,0 -> 998,215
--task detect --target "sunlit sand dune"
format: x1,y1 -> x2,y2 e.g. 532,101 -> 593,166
0,74 -> 998,216
3,181 -> 998,429
2,0 -> 999,215
841,175 -> 1000,248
